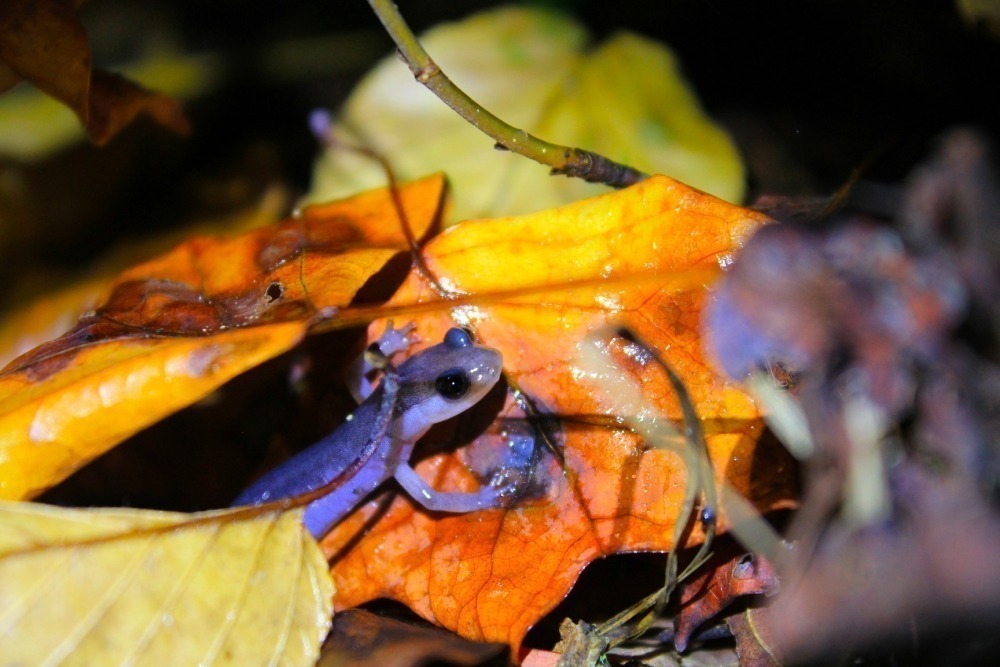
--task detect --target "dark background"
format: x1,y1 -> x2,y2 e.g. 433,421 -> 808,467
3,0 -> 999,308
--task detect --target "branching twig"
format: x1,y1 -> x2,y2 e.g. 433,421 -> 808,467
366,0 -> 647,189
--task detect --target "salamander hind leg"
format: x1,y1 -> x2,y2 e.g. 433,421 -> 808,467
393,462 -> 519,513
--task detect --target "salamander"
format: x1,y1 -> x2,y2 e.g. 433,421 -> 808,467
232,324 -> 506,538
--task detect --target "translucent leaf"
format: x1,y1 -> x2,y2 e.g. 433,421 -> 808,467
0,501 -> 333,666
307,6 -> 745,223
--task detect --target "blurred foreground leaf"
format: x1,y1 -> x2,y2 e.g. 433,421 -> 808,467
0,0 -> 189,145
0,501 -> 333,666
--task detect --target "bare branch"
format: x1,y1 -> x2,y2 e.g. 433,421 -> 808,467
366,0 -> 647,189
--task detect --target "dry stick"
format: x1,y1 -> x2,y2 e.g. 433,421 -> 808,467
308,110 -> 450,297
366,0 -> 647,189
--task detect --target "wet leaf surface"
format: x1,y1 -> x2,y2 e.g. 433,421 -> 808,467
323,175 -> 796,650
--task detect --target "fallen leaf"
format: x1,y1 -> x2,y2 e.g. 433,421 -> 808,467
318,609 -> 507,667
307,6 -> 744,223
0,185 -> 289,369
0,175 -> 445,500
84,69 -> 190,145
0,0 -> 89,115
673,550 -> 779,653
0,0 -> 188,144
0,49 -> 216,160
323,175 -> 796,650
727,607 -> 781,667
0,324 -> 305,501
0,500 -> 332,666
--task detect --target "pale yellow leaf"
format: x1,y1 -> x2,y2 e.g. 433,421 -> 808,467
307,6 -> 745,222
0,501 -> 333,667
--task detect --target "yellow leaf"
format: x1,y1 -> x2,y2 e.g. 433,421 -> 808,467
0,322 -> 306,501
0,501 -> 333,666
0,175 -> 445,500
307,6 -> 744,222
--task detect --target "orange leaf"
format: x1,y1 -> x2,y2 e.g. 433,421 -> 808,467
323,175 -> 796,650
0,175 -> 445,500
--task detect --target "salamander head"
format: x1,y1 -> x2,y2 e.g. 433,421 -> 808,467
393,328 -> 502,440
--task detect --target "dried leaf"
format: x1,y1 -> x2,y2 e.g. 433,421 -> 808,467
0,501 -> 333,666
318,609 -> 506,667
0,0 -> 90,119
307,6 -> 744,223
0,186 -> 288,369
0,0 -> 189,143
323,175 -> 796,650
0,175 -> 445,500
85,69 -> 190,145
673,551 -> 779,653
727,608 -> 781,667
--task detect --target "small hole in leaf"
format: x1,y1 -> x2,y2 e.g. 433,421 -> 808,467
264,281 -> 284,303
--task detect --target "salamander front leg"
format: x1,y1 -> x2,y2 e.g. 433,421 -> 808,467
347,320 -> 419,402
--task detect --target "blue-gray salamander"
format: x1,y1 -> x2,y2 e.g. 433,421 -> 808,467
232,325 -> 504,538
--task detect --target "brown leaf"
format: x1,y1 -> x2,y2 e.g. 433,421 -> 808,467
728,607 -> 782,667
673,551 -> 779,653
0,0 -> 189,143
85,69 -> 191,145
0,0 -> 90,120
319,609 -> 506,667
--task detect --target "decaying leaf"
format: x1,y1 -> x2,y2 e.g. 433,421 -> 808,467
84,69 -> 191,145
728,607 -> 781,667
318,609 -> 507,667
673,550 -> 779,653
307,6 -> 744,224
0,185 -> 289,369
0,501 -> 333,666
0,0 -> 189,144
0,175 -> 445,500
0,324 -> 304,501
323,175 -> 796,650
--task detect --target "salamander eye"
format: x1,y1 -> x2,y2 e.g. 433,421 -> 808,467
435,368 -> 471,400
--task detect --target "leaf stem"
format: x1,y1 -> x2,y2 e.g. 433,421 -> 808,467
365,0 -> 647,188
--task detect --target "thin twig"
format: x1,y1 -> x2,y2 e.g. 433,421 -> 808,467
366,0 -> 647,189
